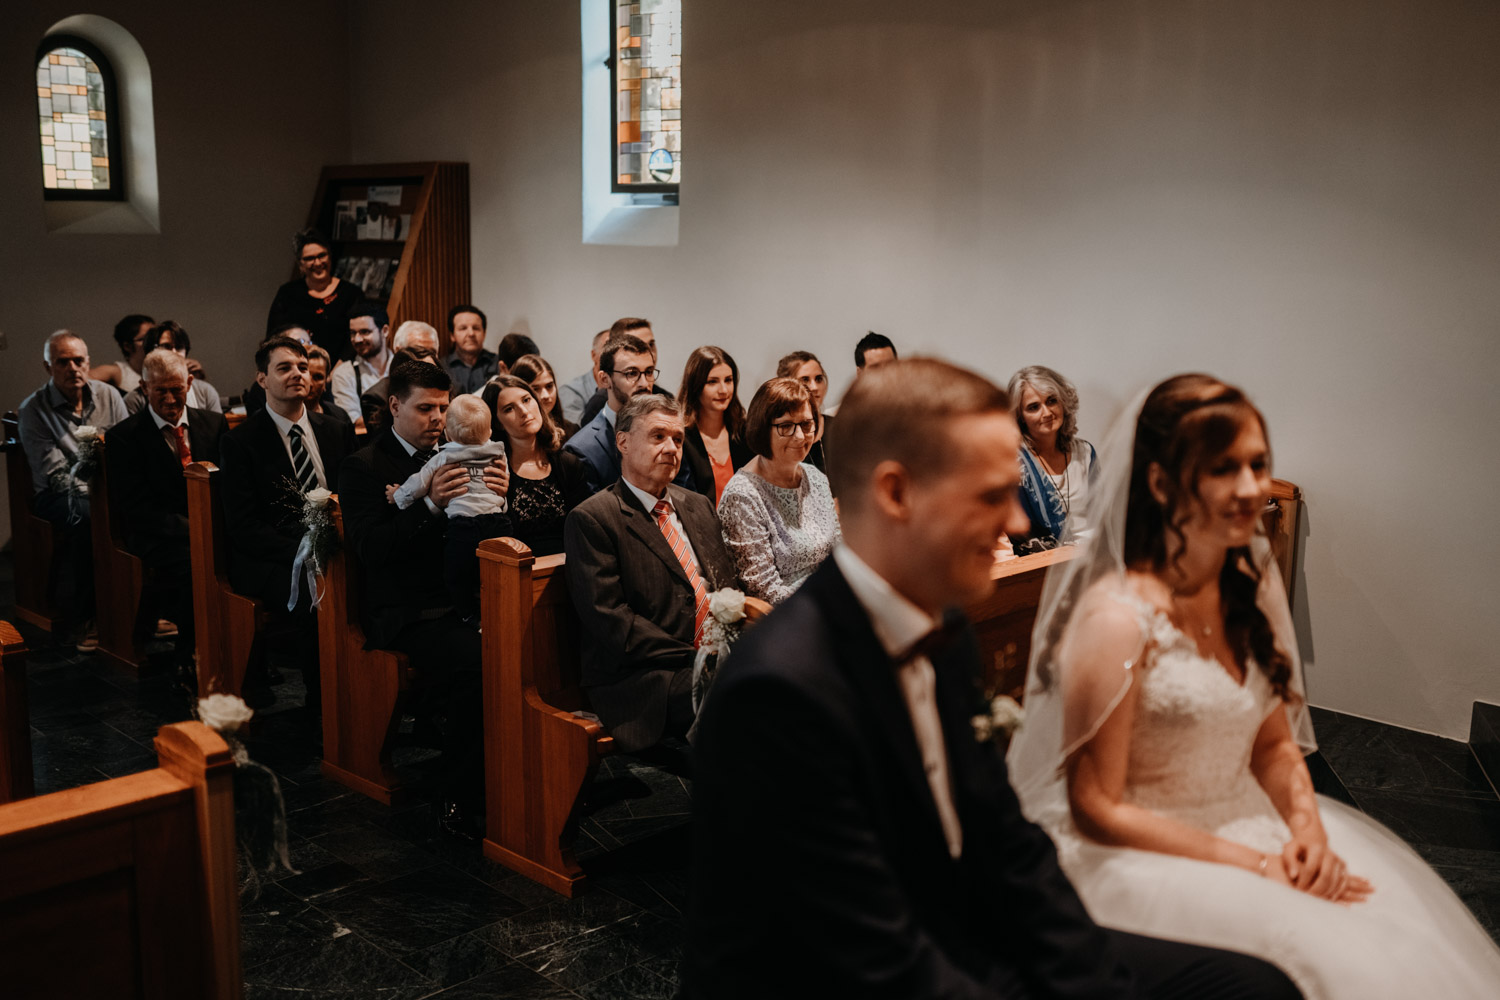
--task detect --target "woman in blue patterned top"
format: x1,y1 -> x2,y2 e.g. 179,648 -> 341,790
1009,365 -> 1098,548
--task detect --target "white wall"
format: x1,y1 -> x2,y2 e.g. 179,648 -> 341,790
0,1 -> 351,535
347,0 -> 1500,739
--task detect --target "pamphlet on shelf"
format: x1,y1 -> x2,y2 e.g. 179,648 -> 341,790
364,258 -> 390,298
368,185 -> 402,206
380,257 -> 401,299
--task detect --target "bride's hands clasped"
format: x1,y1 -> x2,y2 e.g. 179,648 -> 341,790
1277,831 -> 1373,904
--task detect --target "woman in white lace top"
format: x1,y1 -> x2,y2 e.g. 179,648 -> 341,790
717,378 -> 840,605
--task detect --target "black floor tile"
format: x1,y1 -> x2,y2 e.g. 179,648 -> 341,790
396,930 -> 514,991
422,961 -> 582,999
241,929 -> 434,999
318,864 -> 530,957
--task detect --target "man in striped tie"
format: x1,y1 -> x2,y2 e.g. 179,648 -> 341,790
564,393 -> 741,755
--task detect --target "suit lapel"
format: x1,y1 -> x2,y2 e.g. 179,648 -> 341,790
614,481 -> 692,587
807,562 -> 951,848
254,410 -> 296,482
186,409 -> 215,465
308,410 -> 342,474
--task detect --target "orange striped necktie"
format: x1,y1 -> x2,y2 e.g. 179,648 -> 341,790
171,424 -> 192,468
652,498 -> 710,646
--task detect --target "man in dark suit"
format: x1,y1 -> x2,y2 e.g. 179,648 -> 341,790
564,332 -> 692,496
221,335 -> 356,701
104,348 -> 228,672
683,359 -> 1302,999
563,393 -> 737,754
576,317 -> 676,428
338,358 -> 508,837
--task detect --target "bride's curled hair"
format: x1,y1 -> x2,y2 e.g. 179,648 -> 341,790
1126,374 -> 1294,700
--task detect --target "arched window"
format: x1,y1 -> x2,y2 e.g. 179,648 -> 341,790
37,34 -> 123,200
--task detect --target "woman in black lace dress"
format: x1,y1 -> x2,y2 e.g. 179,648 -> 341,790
481,375 -> 589,555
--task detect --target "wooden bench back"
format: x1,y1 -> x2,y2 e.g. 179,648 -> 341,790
477,538 -> 610,896
0,721 -> 242,999
3,412 -> 60,632
0,622 -> 33,803
90,450 -> 147,671
317,499 -> 411,804
184,462 -> 264,698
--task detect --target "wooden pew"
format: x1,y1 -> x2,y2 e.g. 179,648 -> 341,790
0,622 -> 34,804
967,546 -> 1079,700
91,451 -> 148,671
185,462 -> 266,699
0,721 -> 241,999
318,498 -> 415,804
478,538 -> 614,896
3,412 -> 61,633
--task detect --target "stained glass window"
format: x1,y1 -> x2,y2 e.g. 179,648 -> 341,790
36,37 -> 121,199
612,1 -> 681,192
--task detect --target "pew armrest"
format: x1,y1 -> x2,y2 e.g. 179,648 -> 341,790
742,595 -> 773,626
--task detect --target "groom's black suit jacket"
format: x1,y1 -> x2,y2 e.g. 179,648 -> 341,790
685,559 -> 1137,999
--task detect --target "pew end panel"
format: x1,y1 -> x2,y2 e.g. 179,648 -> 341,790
0,622 -> 34,803
0,720 -> 242,999
91,450 -> 148,672
3,412 -> 61,633
968,547 -> 1079,702
479,538 -> 613,897
185,462 -> 266,699
318,499 -> 414,805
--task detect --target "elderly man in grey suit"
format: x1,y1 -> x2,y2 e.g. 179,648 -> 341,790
563,393 -> 740,753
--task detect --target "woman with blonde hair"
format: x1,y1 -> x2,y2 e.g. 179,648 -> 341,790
1008,365 -> 1097,545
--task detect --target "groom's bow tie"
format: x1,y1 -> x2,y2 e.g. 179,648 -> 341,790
894,611 -> 965,668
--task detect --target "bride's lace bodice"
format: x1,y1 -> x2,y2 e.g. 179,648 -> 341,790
1112,593 -> 1291,853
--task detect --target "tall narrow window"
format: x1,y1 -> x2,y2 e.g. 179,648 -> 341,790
37,35 -> 122,200
611,0 -> 681,194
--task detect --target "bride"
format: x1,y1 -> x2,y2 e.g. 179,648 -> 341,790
1006,373 -> 1500,999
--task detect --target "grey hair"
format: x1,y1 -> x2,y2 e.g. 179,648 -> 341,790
142,348 -> 189,383
617,392 -> 681,435
392,320 -> 439,351
43,329 -> 83,363
1008,365 -> 1081,454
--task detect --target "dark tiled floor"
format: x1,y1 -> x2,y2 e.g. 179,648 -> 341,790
4,551 -> 1499,997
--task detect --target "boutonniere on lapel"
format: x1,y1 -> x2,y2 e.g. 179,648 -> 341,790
286,484 -> 338,611
691,588 -> 748,714
971,694 -> 1025,744
971,640 -> 1025,744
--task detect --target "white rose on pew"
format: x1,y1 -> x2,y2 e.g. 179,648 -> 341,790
198,693 -> 255,733
708,588 -> 746,625
305,486 -> 333,505
73,424 -> 100,440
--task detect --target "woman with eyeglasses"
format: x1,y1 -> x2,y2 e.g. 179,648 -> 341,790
266,227 -> 363,361
717,377 -> 841,605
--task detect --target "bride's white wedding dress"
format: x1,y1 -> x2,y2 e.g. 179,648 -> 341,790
1030,592 -> 1500,999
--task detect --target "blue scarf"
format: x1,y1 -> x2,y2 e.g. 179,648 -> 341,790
1017,441 -> 1097,543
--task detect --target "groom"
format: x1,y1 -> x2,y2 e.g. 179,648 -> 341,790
684,359 -> 1301,999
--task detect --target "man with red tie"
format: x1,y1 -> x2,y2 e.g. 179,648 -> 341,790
103,348 -> 227,675
563,393 -> 741,754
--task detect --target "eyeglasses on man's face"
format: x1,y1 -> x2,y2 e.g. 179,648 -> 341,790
612,367 -> 660,384
772,419 -> 817,438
